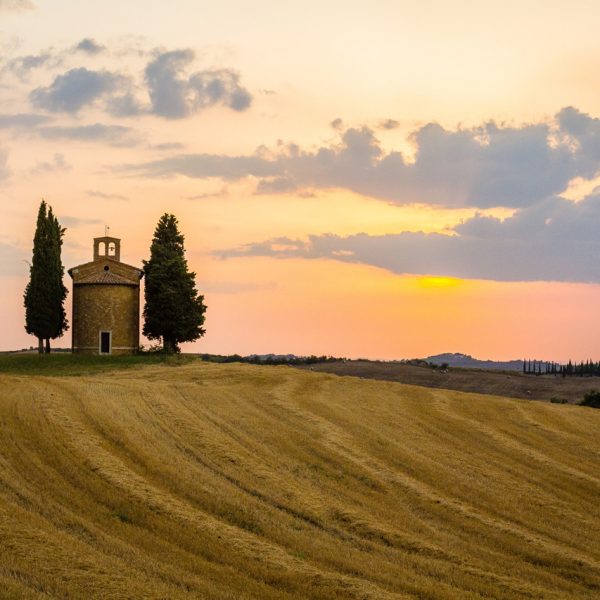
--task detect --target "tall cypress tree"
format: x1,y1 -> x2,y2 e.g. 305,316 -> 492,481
24,201 -> 69,353
143,214 -> 206,353
45,206 -> 68,352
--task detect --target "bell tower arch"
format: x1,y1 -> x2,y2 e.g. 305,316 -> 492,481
93,236 -> 121,262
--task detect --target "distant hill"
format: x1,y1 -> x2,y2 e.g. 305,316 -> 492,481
424,352 -> 523,371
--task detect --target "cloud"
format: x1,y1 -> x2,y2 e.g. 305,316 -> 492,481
557,106 -> 600,177
286,122 -> 576,208
0,109 -> 141,150
0,148 -> 10,180
60,215 -> 102,227
255,175 -> 298,194
153,142 -> 185,151
0,0 -> 34,12
217,192 -> 600,284
144,49 -> 192,118
130,107 -> 600,210
185,186 -> 228,200
378,118 -> 400,130
105,92 -> 145,117
330,118 -> 343,130
75,38 -> 105,55
30,153 -> 70,174
144,49 -> 252,118
192,69 -> 252,111
216,236 -> 309,261
0,113 -> 51,128
3,52 -> 58,80
0,113 -> 138,147
30,67 -> 123,113
87,190 -> 129,201
38,123 -> 140,146
127,152 -> 278,178
1,44 -> 252,120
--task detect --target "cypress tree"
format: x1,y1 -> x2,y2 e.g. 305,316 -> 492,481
23,201 -> 69,353
143,213 -> 206,353
45,206 -> 68,352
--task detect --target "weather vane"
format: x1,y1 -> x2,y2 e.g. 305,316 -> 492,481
105,225 -> 110,237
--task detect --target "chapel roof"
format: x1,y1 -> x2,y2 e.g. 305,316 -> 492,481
74,270 -> 139,286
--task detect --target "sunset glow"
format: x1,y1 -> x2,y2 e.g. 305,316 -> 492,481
2,0 -> 600,361
416,277 -> 464,290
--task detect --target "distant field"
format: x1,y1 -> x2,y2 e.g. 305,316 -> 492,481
0,362 -> 599,599
298,360 -> 600,404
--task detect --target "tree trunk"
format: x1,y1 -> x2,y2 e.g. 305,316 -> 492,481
163,338 -> 180,354
45,338 -> 51,354
38,337 -> 43,354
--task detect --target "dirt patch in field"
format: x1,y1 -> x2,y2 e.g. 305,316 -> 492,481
297,360 -> 600,403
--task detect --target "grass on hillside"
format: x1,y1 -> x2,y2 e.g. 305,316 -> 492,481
0,351 -> 197,376
0,362 -> 599,599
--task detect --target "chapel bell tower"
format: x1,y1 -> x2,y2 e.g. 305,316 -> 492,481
94,236 -> 121,262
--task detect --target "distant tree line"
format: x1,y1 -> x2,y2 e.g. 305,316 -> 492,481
523,359 -> 600,377
196,354 -> 343,366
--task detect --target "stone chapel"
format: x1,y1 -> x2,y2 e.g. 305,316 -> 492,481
68,236 -> 143,355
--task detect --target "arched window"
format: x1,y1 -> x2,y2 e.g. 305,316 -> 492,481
108,242 -> 116,256
98,241 -> 106,256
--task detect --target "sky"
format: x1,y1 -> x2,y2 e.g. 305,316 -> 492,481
2,0 -> 600,360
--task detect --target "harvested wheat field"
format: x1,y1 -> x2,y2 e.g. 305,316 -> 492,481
1,361 -> 599,599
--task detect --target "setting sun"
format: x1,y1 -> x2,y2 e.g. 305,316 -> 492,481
416,276 -> 464,289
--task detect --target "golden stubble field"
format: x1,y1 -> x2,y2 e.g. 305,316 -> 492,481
0,362 -> 599,599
